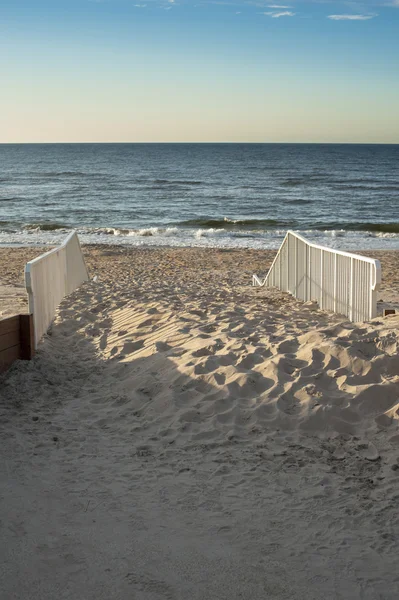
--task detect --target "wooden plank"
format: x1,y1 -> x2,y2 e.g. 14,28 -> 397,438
0,313 -> 35,373
20,314 -> 35,360
0,315 -> 20,336
0,344 -> 21,374
0,329 -> 20,353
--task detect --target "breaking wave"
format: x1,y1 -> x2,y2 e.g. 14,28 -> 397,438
178,217 -> 291,229
23,222 -> 71,231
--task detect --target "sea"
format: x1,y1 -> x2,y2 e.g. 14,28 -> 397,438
0,143 -> 398,250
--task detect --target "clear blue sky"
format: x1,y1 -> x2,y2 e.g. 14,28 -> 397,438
1,0 -> 398,142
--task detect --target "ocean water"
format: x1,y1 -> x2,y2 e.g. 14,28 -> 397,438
0,143 -> 398,250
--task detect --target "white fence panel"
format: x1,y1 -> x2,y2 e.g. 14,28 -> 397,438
25,231 -> 89,348
265,231 -> 381,322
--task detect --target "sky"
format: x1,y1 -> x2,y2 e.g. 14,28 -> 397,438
0,0 -> 398,143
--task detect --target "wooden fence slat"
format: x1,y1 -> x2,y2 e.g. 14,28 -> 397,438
20,314 -> 35,360
0,344 -> 21,374
0,315 -> 20,336
0,329 -> 20,353
0,313 -> 35,373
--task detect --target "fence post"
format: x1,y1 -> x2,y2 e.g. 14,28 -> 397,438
333,253 -> 338,313
370,262 -> 375,320
19,314 -> 35,360
320,249 -> 324,310
294,236 -> 298,296
349,257 -> 354,321
303,243 -> 308,301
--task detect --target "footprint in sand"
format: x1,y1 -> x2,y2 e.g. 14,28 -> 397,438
277,393 -> 302,416
199,324 -> 218,334
237,352 -> 264,370
218,352 -> 237,367
191,346 -> 214,358
137,318 -> 157,329
99,333 -> 108,350
122,340 -> 144,354
275,338 -> 299,355
194,357 -> 220,375
156,341 -> 171,352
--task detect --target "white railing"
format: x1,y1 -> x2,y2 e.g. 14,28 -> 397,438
265,231 -> 381,322
25,231 -> 89,348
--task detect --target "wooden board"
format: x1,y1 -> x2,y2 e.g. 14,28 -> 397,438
0,344 -> 21,374
0,314 -> 35,374
20,314 -> 35,361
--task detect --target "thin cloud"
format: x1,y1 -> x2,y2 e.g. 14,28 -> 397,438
264,10 -> 295,17
328,14 -> 375,20
267,4 -> 292,8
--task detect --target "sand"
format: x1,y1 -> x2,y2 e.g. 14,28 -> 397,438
1,245 -> 399,599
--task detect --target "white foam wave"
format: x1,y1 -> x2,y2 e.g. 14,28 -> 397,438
194,228 -> 225,239
0,224 -> 398,250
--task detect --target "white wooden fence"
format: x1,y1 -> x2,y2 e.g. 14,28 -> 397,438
265,231 -> 381,322
25,231 -> 89,348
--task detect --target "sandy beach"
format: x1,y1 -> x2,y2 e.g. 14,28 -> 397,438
1,245 -> 399,599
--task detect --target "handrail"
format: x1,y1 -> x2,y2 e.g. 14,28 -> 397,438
265,230 -> 381,322
25,230 -> 88,273
25,231 -> 89,347
284,231 -> 378,264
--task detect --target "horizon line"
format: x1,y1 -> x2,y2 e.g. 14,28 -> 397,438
0,141 -> 398,145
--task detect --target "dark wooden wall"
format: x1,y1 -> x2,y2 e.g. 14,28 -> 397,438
0,314 -> 35,374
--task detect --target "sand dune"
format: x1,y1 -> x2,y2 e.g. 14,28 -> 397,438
1,246 -> 399,599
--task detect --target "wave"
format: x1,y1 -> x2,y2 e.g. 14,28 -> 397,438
177,217 -> 292,229
86,217 -> 399,236
153,179 -> 203,186
194,228 -> 224,239
33,171 -> 112,179
280,177 -> 327,187
178,218 -> 399,234
320,222 -> 399,234
23,222 -> 71,231
286,199 -> 313,205
87,226 -> 180,237
279,176 -> 399,190
4,220 -> 399,239
331,177 -> 399,185
332,185 -> 399,192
